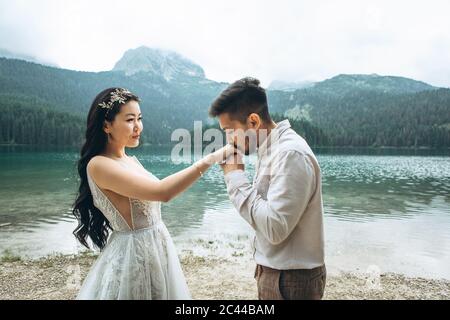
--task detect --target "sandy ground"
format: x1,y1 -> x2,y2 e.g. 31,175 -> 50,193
0,251 -> 449,300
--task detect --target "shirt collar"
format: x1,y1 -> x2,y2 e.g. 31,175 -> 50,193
257,119 -> 291,158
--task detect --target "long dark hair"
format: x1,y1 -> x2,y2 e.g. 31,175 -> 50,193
72,88 -> 140,250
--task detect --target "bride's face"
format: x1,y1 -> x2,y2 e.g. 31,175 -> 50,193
103,100 -> 143,148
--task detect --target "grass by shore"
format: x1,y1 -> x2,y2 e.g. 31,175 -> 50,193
0,251 -> 449,300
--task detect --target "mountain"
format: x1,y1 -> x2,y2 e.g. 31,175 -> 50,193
0,48 -> 59,68
267,74 -> 448,147
0,57 -> 226,145
312,73 -> 436,96
268,74 -> 435,94
268,73 -> 441,117
113,46 -> 205,80
268,80 -> 315,91
0,49 -> 449,148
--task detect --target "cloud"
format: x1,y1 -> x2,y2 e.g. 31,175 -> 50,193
0,0 -> 449,87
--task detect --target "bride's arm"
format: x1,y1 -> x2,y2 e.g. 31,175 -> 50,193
88,145 -> 234,203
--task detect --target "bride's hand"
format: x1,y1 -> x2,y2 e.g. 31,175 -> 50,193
204,144 -> 237,165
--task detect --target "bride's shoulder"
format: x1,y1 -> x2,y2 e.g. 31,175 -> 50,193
89,154 -> 111,165
87,155 -> 119,174
87,156 -> 127,189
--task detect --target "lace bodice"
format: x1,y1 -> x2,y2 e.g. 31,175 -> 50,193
86,156 -> 162,231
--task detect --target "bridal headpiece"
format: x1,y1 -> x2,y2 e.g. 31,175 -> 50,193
99,88 -> 135,117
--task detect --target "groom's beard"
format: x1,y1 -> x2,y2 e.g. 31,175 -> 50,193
235,131 -> 258,155
245,143 -> 258,155
234,143 -> 250,156
239,142 -> 257,155
246,133 -> 258,155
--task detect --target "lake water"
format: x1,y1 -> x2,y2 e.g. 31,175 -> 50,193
1,145 -> 449,279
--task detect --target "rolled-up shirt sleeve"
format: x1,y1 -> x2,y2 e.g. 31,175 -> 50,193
224,151 -> 316,245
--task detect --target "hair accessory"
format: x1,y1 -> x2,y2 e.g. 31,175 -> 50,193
99,88 -> 134,116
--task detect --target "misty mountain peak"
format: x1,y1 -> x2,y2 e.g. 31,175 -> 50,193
268,80 -> 316,91
0,48 -> 59,68
319,73 -> 436,94
112,46 -> 205,80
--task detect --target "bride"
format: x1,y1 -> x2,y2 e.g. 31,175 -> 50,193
71,87 -> 233,300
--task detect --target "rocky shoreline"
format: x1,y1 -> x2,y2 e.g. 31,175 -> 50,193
0,252 -> 449,300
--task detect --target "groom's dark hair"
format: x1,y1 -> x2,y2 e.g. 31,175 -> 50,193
209,77 -> 271,123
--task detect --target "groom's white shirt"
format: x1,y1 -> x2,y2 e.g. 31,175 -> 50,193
224,119 -> 325,270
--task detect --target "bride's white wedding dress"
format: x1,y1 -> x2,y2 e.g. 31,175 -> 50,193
77,156 -> 191,300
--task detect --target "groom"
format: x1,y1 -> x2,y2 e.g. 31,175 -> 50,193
209,77 -> 326,300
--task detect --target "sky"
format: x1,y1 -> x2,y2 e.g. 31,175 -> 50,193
1,0 -> 449,87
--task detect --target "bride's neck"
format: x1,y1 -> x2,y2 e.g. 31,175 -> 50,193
102,143 -> 127,159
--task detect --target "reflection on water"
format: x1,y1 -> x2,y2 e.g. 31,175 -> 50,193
321,155 -> 450,221
0,146 -> 449,279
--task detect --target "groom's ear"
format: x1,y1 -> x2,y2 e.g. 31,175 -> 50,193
247,113 -> 262,129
